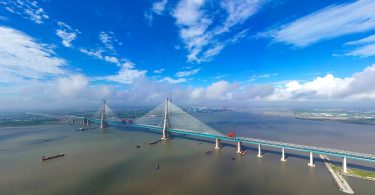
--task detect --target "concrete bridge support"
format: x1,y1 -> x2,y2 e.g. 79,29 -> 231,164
161,128 -> 168,140
343,156 -> 347,173
215,138 -> 221,150
237,142 -> 242,153
161,99 -> 169,140
281,148 -> 287,162
257,144 -> 263,158
308,152 -> 315,167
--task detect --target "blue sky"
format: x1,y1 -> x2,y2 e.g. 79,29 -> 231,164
1,0 -> 375,110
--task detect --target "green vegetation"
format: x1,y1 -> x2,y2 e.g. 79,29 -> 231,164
331,164 -> 375,179
331,164 -> 339,172
349,169 -> 375,178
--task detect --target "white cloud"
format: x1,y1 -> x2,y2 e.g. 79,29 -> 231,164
269,74 -> 353,100
4,64 -> 375,111
172,0 -> 261,62
269,64 -> 375,101
206,80 -> 232,99
190,80 -> 239,100
57,74 -> 88,97
346,34 -> 375,45
346,44 -> 375,57
152,0 -> 168,15
176,68 -> 201,77
272,0 -> 375,47
0,74 -> 113,111
80,32 -> 123,65
153,68 -> 165,74
99,31 -> 119,51
144,11 -> 154,25
191,87 -> 204,99
249,73 -> 278,82
344,34 -> 375,57
160,77 -> 187,84
79,48 -> 121,65
56,22 -> 79,47
145,0 -> 168,25
3,1 -> 49,24
218,0 -> 262,34
98,61 -> 147,84
0,26 -> 66,83
234,84 -> 275,100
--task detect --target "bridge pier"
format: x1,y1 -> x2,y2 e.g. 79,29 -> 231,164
161,98 -> 169,140
237,142 -> 242,153
257,144 -> 263,158
308,152 -> 315,167
215,138 -> 221,150
161,129 -> 168,140
343,156 -> 347,173
281,148 -> 287,162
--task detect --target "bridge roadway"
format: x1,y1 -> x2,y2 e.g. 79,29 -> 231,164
132,124 -> 375,163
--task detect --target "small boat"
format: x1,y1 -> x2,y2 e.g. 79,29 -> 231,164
42,153 -> 65,161
136,145 -> 141,149
149,141 -> 158,145
232,156 -> 236,160
205,151 -> 213,155
155,163 -> 160,170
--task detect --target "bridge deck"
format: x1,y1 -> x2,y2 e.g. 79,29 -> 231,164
132,124 -> 375,163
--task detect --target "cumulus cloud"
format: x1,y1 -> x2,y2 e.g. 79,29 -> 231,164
269,75 -> 352,100
235,84 -> 275,100
269,64 -> 375,101
190,80 -> 239,100
57,75 -> 88,97
0,26 -> 66,83
0,75 -> 113,111
56,22 -> 79,47
271,0 -> 375,47
98,61 -> 147,84
172,0 -> 262,62
2,0 -> 49,24
4,64 -> 375,111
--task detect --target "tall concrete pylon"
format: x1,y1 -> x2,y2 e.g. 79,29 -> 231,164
161,98 -> 169,140
100,100 -> 108,129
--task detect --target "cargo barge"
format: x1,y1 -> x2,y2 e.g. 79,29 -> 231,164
41,153 -> 65,161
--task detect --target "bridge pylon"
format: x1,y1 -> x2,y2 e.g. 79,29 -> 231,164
100,100 -> 108,129
161,98 -> 170,140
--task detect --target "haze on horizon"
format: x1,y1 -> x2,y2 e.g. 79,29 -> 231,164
1,0 -> 375,111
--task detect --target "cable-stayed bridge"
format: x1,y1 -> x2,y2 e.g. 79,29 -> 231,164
32,99 -> 375,173
132,99 -> 375,173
